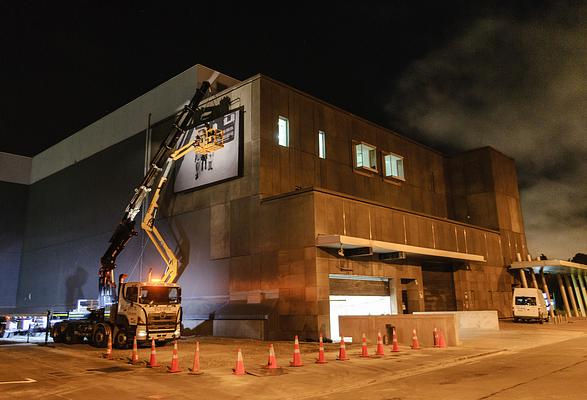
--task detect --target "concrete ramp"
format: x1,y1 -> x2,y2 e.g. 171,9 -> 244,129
414,310 -> 499,336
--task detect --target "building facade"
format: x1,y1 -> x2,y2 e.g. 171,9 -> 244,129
1,65 -> 528,340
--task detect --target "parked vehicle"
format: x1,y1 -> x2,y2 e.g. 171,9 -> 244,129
512,287 -> 548,323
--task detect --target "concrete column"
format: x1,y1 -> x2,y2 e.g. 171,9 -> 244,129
577,274 -> 587,316
563,274 -> 580,317
540,269 -> 555,320
580,275 -> 587,304
556,274 -> 572,317
530,270 -> 539,289
519,269 -> 528,288
571,274 -> 587,317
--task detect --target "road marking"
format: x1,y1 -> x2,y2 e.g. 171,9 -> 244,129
0,378 -> 37,385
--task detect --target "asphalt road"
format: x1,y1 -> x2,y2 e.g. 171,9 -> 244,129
1,322 -> 586,400
314,334 -> 587,400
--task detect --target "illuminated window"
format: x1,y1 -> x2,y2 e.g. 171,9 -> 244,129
354,142 -> 377,171
318,130 -> 326,159
383,152 -> 405,180
278,116 -> 289,147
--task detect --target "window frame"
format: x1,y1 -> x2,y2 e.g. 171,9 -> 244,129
352,140 -> 378,173
318,130 -> 326,159
381,150 -> 405,182
277,116 -> 289,147
125,286 -> 139,302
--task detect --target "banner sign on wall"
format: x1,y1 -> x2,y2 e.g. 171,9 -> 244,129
173,108 -> 242,193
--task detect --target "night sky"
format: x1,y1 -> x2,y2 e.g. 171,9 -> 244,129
1,2 -> 585,258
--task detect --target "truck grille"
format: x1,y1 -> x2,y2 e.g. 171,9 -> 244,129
148,313 -> 176,331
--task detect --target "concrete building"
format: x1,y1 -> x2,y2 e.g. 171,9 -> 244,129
0,65 -> 530,339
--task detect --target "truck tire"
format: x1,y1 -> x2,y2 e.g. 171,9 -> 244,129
92,324 -> 108,348
52,326 -> 64,343
64,325 -> 80,344
114,328 -> 129,349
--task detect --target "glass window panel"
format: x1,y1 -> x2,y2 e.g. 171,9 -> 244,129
318,131 -> 326,159
278,116 -> 289,147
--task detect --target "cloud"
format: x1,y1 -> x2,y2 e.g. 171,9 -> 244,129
386,6 -> 587,259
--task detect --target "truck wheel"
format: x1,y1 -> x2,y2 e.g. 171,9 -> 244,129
92,325 -> 108,348
64,326 -> 80,344
52,326 -> 63,343
114,329 -> 129,349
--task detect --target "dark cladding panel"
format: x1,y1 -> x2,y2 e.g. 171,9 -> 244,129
422,265 -> 457,311
17,132 -> 146,310
329,278 -> 390,296
0,182 -> 28,307
17,232 -> 143,311
23,133 -> 146,251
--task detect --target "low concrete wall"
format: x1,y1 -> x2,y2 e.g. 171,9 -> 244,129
414,311 -> 499,332
213,320 -> 265,340
339,314 -> 459,347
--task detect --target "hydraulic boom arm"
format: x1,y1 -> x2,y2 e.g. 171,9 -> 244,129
141,127 -> 223,284
98,72 -> 220,304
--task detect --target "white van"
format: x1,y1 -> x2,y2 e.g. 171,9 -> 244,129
512,288 -> 549,323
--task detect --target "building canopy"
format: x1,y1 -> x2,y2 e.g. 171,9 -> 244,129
510,259 -> 587,275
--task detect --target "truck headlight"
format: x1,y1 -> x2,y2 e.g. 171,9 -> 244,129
174,327 -> 181,337
137,326 -> 147,338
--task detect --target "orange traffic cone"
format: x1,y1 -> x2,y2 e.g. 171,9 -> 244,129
391,328 -> 400,352
289,335 -> 303,367
375,331 -> 385,356
433,328 -> 439,347
316,334 -> 328,364
411,328 -> 421,350
437,330 -> 447,348
167,340 -> 182,373
265,344 -> 279,369
129,336 -> 140,365
360,333 -> 369,357
336,336 -> 349,361
103,332 -> 113,360
233,348 -> 246,375
147,338 -> 160,368
189,341 -> 203,375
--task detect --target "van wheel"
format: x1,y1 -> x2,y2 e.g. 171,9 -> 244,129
513,318 -> 518,323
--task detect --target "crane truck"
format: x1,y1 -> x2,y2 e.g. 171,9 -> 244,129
51,72 -> 225,348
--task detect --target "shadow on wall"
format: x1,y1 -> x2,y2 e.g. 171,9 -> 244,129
65,266 -> 88,309
172,219 -> 190,280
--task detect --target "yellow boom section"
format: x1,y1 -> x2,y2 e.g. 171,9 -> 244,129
141,128 -> 224,283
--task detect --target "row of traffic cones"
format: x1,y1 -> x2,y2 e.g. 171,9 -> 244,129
336,327 -> 446,359
410,327 -> 446,349
102,337 -> 202,374
101,328 -> 447,376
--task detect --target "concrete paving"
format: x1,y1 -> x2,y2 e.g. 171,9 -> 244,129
1,319 -> 586,399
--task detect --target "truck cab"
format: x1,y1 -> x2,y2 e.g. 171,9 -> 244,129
113,280 -> 182,346
512,287 -> 548,323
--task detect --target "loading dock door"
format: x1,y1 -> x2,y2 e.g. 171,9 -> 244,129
421,265 -> 457,311
329,275 -> 394,341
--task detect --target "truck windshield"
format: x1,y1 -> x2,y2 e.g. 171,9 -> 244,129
139,286 -> 180,304
515,296 -> 537,306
